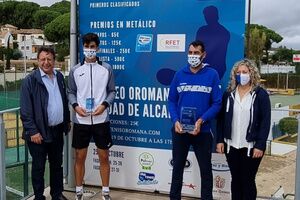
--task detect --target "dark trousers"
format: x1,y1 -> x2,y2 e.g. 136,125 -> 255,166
27,126 -> 64,200
170,130 -> 213,200
225,146 -> 263,200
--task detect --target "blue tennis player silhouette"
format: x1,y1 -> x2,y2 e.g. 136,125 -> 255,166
156,5 -> 230,86
196,6 -> 230,79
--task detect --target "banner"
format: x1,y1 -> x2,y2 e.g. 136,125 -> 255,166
79,0 -> 245,198
84,145 -> 231,199
293,54 -> 300,63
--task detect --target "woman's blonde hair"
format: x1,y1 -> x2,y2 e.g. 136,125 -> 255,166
227,59 -> 261,92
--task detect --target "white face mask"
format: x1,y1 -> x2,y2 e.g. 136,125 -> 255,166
83,48 -> 97,59
236,73 -> 250,86
188,55 -> 201,68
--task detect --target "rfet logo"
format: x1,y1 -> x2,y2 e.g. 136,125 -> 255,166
157,34 -> 185,52
214,175 -> 225,189
165,39 -> 180,46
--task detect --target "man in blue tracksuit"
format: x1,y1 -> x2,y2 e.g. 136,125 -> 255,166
168,40 -> 222,200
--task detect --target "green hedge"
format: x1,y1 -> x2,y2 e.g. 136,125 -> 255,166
278,117 -> 298,135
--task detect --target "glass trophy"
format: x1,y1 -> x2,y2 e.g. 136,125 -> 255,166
85,97 -> 95,113
180,107 -> 197,133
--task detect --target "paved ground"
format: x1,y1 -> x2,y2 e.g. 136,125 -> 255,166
29,150 -> 297,200
256,150 -> 296,199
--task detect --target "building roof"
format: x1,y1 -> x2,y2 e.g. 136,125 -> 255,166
14,29 -> 43,35
1,24 -> 17,29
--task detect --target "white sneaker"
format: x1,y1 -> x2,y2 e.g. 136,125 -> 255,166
75,191 -> 84,200
102,191 -> 111,200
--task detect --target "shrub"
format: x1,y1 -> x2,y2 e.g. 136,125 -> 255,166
278,117 -> 298,135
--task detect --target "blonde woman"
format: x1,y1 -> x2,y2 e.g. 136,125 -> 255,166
216,59 -> 271,200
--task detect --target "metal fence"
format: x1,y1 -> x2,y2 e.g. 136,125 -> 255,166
0,108 -> 30,199
0,107 -> 69,200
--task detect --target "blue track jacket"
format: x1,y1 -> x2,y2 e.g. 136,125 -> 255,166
168,64 -> 222,133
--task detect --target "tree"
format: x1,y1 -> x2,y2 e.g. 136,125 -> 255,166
271,46 -> 295,64
278,117 -> 298,136
56,40 -> 70,62
0,47 -> 14,70
248,27 -> 266,67
13,2 -> 40,28
0,1 -> 19,26
49,1 -> 70,14
44,13 -> 70,61
12,49 -> 22,60
0,47 -> 5,60
246,24 -> 283,63
0,1 -> 40,29
33,10 -> 60,29
44,13 -> 70,43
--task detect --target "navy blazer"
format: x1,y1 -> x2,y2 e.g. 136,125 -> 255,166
20,69 -> 70,142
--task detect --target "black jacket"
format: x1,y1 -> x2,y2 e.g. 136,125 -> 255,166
20,69 -> 70,142
217,86 -> 271,151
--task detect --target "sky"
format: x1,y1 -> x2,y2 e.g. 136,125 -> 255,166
250,0 -> 300,50
27,0 -> 300,50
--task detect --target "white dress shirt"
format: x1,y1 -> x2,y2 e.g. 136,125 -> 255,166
40,68 -> 64,126
226,88 -> 254,155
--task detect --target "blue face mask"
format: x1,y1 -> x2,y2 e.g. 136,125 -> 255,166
235,73 -> 250,85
